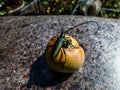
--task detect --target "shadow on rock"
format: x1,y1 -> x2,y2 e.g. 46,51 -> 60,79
27,54 -> 73,88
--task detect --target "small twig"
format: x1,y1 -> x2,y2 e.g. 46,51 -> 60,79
8,0 -> 25,14
71,3 -> 80,15
71,0 -> 81,15
102,8 -> 120,12
12,0 -> 42,15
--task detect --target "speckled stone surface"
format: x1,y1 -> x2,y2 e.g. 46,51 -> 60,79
0,16 -> 120,90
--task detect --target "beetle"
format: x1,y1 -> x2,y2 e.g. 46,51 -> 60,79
51,21 -> 99,58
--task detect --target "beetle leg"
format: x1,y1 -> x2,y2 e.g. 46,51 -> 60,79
70,44 -> 76,48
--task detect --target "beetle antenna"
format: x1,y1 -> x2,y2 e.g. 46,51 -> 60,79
65,21 -> 99,33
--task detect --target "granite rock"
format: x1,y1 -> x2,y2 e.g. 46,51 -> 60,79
0,16 -> 120,90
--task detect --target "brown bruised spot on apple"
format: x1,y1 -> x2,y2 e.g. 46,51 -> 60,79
45,34 -> 85,73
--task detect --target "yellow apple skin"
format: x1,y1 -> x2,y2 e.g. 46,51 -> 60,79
45,34 -> 85,73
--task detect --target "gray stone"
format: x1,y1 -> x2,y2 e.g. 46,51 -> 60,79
0,16 -> 120,90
